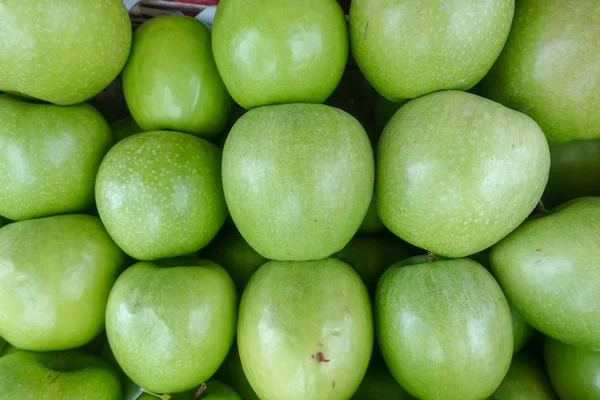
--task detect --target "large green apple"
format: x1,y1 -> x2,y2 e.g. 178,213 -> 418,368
351,351 -> 415,400
0,95 -> 112,221
215,344 -> 260,400
238,258 -> 373,400
376,257 -> 513,400
483,0 -> 600,143
96,131 -> 227,261
0,214 -> 125,351
377,90 -> 550,257
350,0 -> 514,101
545,337 -> 600,400
222,104 -> 374,261
105,259 -> 237,394
488,352 -> 555,399
123,16 -> 232,140
212,0 -> 348,109
0,350 -> 121,399
0,0 -> 131,105
490,197 -> 600,350
201,227 -> 267,292
542,140 -> 600,207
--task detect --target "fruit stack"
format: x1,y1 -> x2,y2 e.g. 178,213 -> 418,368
0,1 -> 599,400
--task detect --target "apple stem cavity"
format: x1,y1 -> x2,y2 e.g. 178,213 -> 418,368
140,388 -> 171,400
193,382 -> 207,399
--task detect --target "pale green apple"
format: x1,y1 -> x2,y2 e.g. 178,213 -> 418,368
377,90 -> 550,257
212,0 -> 348,109
222,104 -> 374,261
376,258 -> 513,400
483,0 -> 600,143
0,214 -> 125,351
111,116 -> 144,143
545,337 -> 600,400
542,140 -> 600,207
95,131 -> 227,261
0,350 -> 121,399
123,16 -> 232,139
490,197 -> 600,350
105,260 -> 237,394
351,351 -> 415,400
0,95 -> 112,221
238,258 -> 373,400
215,344 -> 260,400
201,227 -> 267,292
350,0 -> 514,101
0,0 -> 131,105
488,352 -> 556,400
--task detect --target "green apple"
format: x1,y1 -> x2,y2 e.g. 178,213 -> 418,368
333,234 -> 411,294
0,0 -> 131,105
488,352 -> 555,399
350,0 -> 514,101
512,310 -> 536,355
351,351 -> 415,400
376,257 -> 513,400
238,258 -> 373,400
95,131 -> 227,261
0,214 -> 125,351
102,343 -> 142,400
201,227 -> 267,292
542,140 -> 600,207
215,344 -> 260,400
212,0 -> 348,109
0,95 -> 113,221
545,337 -> 600,400
483,0 -> 600,143
223,104 -> 374,261
123,16 -> 232,140
490,197 -> 600,350
377,90 -> 550,257
111,116 -> 144,143
0,350 -> 121,399
105,259 -> 237,394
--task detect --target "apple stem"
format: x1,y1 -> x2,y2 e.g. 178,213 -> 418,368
537,200 -> 549,214
140,388 -> 171,400
427,251 -> 437,262
193,383 -> 207,399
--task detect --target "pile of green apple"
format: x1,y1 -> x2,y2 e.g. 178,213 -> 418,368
0,0 -> 599,399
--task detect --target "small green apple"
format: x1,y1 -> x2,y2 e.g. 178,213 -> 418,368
0,0 -> 131,105
123,16 -> 232,140
0,350 -> 121,399
0,95 -> 112,221
238,258 -> 373,400
105,259 -> 237,394
351,351 -> 415,400
483,0 -> 600,143
95,131 -> 227,261
376,257 -> 513,400
212,0 -> 348,109
0,214 -> 125,351
350,0 -> 514,101
111,116 -> 144,143
490,197 -> 600,350
222,104 -> 374,261
488,352 -> 556,399
215,344 -> 260,400
377,90 -> 550,257
201,227 -> 267,292
542,140 -> 600,208
545,337 -> 600,400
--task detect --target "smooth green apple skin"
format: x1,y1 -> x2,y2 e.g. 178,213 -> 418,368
95,131 -> 227,261
212,0 -> 348,109
215,344 -> 260,400
512,310 -> 536,355
223,104 -> 374,261
123,16 -> 232,139
105,260 -> 237,394
545,337 -> 600,400
377,90 -> 550,258
482,0 -> 600,144
490,197 -> 600,350
0,350 -> 121,400
238,258 -> 373,400
488,352 -> 556,400
350,0 -> 514,101
376,258 -> 513,400
351,352 -> 416,400
542,140 -> 600,208
0,214 -> 125,351
0,0 -> 131,105
111,116 -> 144,143
201,227 -> 267,292
0,95 -> 113,221
333,235 -> 411,294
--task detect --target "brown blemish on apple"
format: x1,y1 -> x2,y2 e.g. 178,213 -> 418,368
363,21 -> 369,39
318,341 -> 323,347
46,373 -> 59,383
332,380 -> 336,388
427,251 -> 437,262
312,352 -> 330,363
